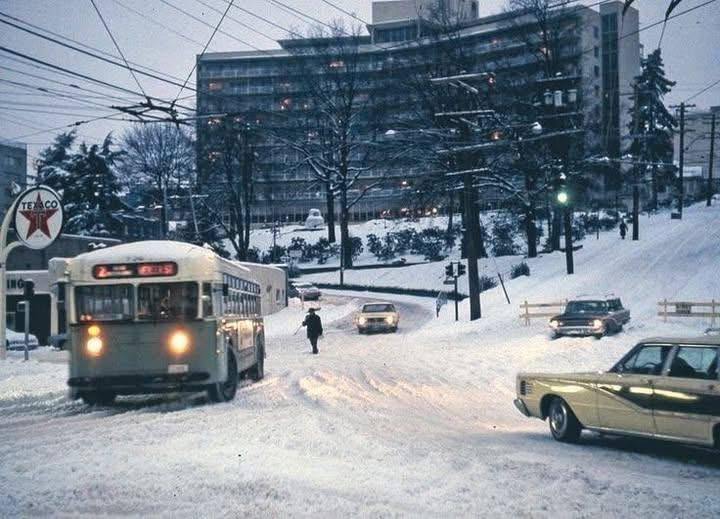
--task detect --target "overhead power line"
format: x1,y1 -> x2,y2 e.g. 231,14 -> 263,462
0,45 -> 195,112
683,77 -> 720,103
89,0 -> 148,98
317,0 -> 369,25
190,0 -> 280,44
0,10 -> 193,87
172,0 -> 236,106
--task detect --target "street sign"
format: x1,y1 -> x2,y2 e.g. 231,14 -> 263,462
13,186 -> 64,250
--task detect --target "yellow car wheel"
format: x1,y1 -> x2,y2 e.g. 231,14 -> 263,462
548,397 -> 582,443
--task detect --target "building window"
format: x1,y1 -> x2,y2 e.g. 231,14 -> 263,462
594,65 -> 600,78
593,26 -> 599,38
594,46 -> 599,58
208,81 -> 223,91
594,85 -> 600,98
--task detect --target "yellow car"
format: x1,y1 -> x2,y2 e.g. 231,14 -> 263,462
355,302 -> 399,334
514,336 -> 720,448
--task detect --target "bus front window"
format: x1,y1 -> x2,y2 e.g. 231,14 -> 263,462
76,285 -> 134,322
138,282 -> 198,321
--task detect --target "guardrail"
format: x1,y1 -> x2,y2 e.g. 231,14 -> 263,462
658,299 -> 720,325
519,300 -> 566,326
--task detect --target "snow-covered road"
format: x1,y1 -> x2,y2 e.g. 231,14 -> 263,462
1,287 -> 719,517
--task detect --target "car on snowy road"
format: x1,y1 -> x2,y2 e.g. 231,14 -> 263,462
514,336 -> 720,448
289,281 -> 321,301
6,328 -> 40,350
355,302 -> 399,334
549,297 -> 630,339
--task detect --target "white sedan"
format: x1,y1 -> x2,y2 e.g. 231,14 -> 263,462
6,328 -> 40,350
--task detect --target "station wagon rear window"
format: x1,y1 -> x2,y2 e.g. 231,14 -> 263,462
76,285 -> 134,322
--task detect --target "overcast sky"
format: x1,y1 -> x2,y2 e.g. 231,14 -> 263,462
1,0 -> 718,166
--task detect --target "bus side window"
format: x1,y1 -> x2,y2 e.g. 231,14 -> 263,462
202,283 -> 213,317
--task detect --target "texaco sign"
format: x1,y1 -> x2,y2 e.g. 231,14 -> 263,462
13,186 -> 64,250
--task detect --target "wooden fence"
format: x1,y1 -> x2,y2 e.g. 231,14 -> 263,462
658,299 -> 720,325
519,300 -> 567,326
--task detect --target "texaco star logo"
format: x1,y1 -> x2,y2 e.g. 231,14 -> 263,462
19,194 -> 58,239
13,186 -> 64,250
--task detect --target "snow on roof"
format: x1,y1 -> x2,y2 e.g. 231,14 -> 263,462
73,240 -> 218,264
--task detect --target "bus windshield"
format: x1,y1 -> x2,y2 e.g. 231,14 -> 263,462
76,285 -> 134,322
137,282 -> 198,321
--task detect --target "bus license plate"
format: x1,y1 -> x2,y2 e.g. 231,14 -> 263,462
168,364 -> 189,374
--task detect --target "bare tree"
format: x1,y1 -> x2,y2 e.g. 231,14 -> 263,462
277,22 -> 395,268
198,116 -> 258,261
119,123 -> 195,235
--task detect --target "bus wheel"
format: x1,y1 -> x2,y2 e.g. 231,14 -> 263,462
208,352 -> 238,403
81,391 -> 116,406
249,346 -> 265,381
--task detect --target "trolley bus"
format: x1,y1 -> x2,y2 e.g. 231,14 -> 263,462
58,241 -> 270,405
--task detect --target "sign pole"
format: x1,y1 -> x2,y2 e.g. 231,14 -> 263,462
454,275 -> 459,322
23,301 -> 30,361
0,186 -> 64,360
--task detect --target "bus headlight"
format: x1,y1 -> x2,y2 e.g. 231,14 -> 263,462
169,331 -> 190,355
86,337 -> 103,357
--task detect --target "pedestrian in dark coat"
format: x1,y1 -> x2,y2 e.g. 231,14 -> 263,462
619,220 -> 627,240
302,308 -> 323,354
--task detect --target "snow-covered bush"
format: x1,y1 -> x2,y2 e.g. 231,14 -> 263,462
490,216 -> 520,256
412,228 -> 448,261
510,262 -> 530,278
479,275 -> 498,292
350,236 -> 363,260
366,234 -> 383,257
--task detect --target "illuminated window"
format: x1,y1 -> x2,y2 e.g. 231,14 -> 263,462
208,81 -> 223,91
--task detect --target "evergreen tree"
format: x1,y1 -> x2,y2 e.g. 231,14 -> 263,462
627,48 -> 677,210
35,131 -> 76,191
36,133 -> 128,236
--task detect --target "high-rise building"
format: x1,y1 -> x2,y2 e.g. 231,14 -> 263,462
196,0 -> 641,224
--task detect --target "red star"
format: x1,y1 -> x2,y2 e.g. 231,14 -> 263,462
19,194 -> 58,239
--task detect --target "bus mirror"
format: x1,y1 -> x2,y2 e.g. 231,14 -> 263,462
222,283 -> 229,296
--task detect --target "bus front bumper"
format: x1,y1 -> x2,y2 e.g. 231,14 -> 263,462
68,372 -> 211,394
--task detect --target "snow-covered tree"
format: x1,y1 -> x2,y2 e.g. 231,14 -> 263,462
36,133 -> 128,236
626,48 -> 676,210
118,123 -> 195,236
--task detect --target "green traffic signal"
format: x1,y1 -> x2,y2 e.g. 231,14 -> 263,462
557,191 -> 569,204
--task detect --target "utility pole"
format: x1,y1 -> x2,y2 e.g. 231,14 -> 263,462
430,72 -> 496,321
707,111 -> 716,206
671,102 -> 696,218
632,83 -> 640,240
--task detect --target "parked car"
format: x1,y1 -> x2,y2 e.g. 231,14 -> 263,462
355,302 -> 400,334
49,332 -> 67,350
6,328 -> 40,350
290,281 -> 321,301
514,335 -> 720,448
549,297 -> 630,339
304,208 -> 325,229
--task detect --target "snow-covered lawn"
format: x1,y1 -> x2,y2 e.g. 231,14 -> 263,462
1,204 -> 719,517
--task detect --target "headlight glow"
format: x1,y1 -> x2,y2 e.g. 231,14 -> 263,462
86,337 -> 103,356
88,325 -> 101,337
549,320 -> 559,329
358,316 -> 367,325
592,319 -> 603,329
385,316 -> 396,324
169,331 -> 190,355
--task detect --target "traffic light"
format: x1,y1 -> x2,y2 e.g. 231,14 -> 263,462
554,172 -> 569,205
457,263 -> 467,276
445,263 -> 454,277
556,190 -> 569,205
22,280 -> 34,300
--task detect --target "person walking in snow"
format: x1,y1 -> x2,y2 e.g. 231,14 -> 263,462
619,220 -> 627,240
302,308 -> 323,354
